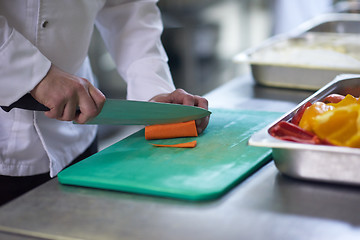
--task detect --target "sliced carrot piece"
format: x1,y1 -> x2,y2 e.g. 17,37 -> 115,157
145,120 -> 198,140
151,140 -> 197,148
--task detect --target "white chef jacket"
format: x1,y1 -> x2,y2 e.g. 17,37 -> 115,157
0,0 -> 175,177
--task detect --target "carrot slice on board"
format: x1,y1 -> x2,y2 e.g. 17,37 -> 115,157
145,120 -> 198,140
151,140 -> 197,148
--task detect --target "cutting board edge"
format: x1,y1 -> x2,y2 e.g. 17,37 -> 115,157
57,150 -> 273,201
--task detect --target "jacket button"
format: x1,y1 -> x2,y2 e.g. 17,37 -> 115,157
42,20 -> 49,28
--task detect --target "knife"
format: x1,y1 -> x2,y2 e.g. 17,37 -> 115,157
1,93 -> 211,125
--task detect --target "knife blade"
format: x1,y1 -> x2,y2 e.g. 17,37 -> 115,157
86,98 -> 211,125
1,94 -> 211,125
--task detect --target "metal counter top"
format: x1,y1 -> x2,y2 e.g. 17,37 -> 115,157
1,76 -> 360,240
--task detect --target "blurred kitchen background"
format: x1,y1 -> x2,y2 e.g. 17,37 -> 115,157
88,0 -> 360,149
89,0 -> 360,98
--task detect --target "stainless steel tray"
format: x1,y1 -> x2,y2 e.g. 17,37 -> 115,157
248,74 -> 360,185
234,14 -> 360,90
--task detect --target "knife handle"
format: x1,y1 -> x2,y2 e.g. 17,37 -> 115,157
1,93 -> 50,112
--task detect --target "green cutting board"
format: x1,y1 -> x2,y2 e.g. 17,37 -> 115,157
58,109 -> 282,201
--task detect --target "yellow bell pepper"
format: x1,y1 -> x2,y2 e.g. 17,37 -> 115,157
327,94 -> 359,108
312,104 -> 360,147
299,94 -> 360,147
298,102 -> 334,132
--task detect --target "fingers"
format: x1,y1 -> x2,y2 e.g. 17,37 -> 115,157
88,83 -> 106,110
150,89 -> 193,105
194,95 -> 208,110
192,94 -> 209,134
177,89 -> 210,134
44,85 -> 104,123
173,89 -> 196,106
169,89 -> 209,133
196,115 -> 210,134
31,65 -> 105,123
75,83 -> 106,124
151,88 -> 210,134
45,100 -> 77,121
152,89 -> 209,109
63,101 -> 78,121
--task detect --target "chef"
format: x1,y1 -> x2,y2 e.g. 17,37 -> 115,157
0,0 -> 209,205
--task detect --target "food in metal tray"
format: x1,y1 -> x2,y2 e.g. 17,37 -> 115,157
270,93 -> 360,148
249,33 -> 360,71
248,75 -> 360,185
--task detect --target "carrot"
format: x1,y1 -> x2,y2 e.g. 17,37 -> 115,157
151,140 -> 197,148
145,120 -> 198,140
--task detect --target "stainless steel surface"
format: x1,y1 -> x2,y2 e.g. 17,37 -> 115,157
249,74 -> 360,186
234,13 -> 360,90
2,162 -> 360,240
2,76 -> 360,239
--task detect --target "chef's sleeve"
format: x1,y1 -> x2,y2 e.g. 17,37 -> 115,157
0,15 -> 51,106
95,0 -> 176,101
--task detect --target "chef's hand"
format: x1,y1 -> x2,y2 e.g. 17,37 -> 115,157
30,65 -> 106,124
150,89 -> 209,134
